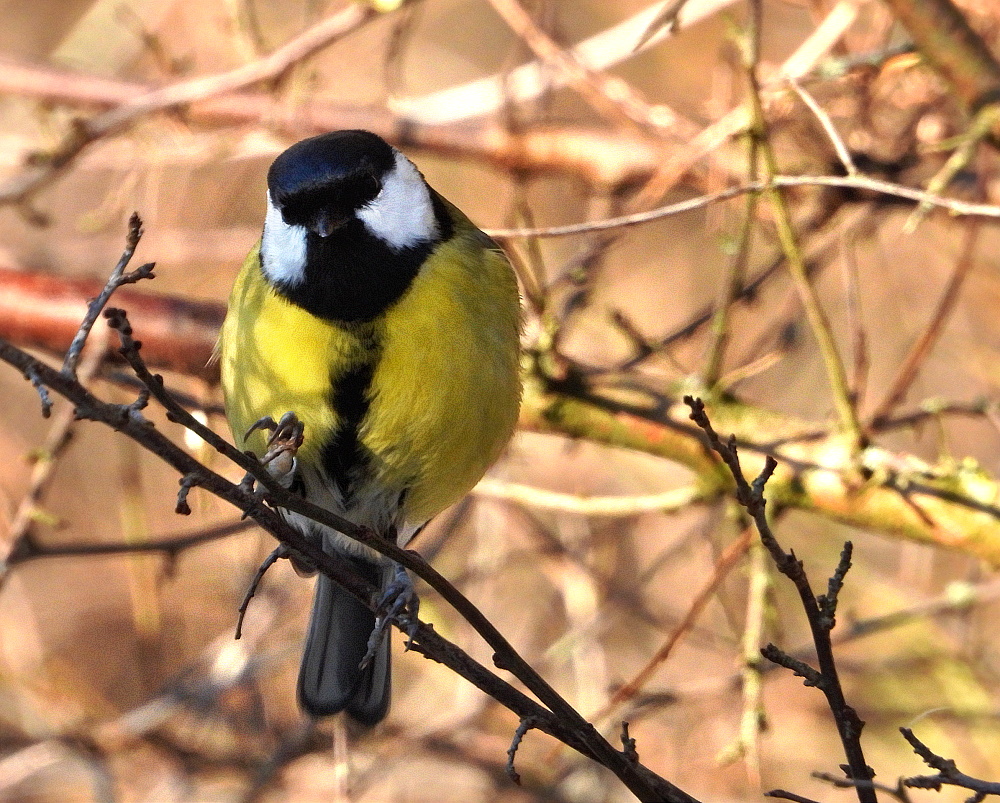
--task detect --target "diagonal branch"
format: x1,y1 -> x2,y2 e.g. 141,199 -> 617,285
0,4 -> 378,205
868,218 -> 981,425
878,0 -> 1000,113
0,332 -> 698,802
0,219 -> 698,803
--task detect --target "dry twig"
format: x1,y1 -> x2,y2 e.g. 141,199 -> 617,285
684,395 -> 876,803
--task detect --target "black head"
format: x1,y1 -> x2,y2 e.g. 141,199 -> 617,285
267,130 -> 396,236
259,130 -> 451,323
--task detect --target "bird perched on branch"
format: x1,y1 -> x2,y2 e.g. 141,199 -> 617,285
219,130 -> 521,724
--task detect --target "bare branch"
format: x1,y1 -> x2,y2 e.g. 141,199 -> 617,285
901,728 -> 1000,797
0,5 -> 379,205
486,174 -> 1000,239
868,218 -> 982,425
685,396 -> 876,803
62,212 -> 151,379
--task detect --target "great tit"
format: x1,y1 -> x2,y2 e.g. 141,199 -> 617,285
219,130 -> 522,724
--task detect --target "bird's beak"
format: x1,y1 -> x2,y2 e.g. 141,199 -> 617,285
309,209 -> 350,238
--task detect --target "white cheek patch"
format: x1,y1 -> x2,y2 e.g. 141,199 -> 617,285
357,151 -> 439,251
261,191 -> 308,285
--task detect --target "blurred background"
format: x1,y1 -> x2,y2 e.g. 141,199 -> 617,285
2,0 -> 1000,801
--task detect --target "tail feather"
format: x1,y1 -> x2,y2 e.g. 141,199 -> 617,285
297,557 -> 391,725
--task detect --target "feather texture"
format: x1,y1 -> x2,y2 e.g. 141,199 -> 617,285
219,152 -> 521,722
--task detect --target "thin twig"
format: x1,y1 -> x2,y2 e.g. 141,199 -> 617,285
840,230 -> 868,409
61,213 -> 150,379
595,526 -> 752,719
391,0 -> 739,125
743,18 -> 863,445
722,526 -> 770,783
868,218 -> 981,426
813,772 -> 914,803
485,173 -> 1000,240
788,77 -> 857,175
236,545 -> 288,640
702,136 -> 760,388
5,519 -> 252,565
485,0 -> 685,136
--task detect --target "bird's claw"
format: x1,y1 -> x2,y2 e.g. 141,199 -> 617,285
246,412 -> 304,487
360,563 -> 420,669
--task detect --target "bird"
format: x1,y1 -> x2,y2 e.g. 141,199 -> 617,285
218,130 -> 522,724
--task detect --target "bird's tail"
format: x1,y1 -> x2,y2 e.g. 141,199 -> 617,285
297,555 -> 391,725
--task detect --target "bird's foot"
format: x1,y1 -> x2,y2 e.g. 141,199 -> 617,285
361,563 -> 420,668
246,412 -> 304,488
244,412 -> 313,574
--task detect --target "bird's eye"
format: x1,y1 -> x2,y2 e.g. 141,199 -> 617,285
350,175 -> 382,211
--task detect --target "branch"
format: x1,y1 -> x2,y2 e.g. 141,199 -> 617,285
486,175 -> 1000,239
740,9 -> 862,446
684,396 -> 875,803
0,226 -> 697,803
61,212 -> 152,379
485,0 -> 687,136
0,57 -> 681,189
868,218 -> 981,424
389,0 -> 740,125
0,4 -> 379,205
522,383 -> 1000,565
878,0 -> 1000,113
4,519 -> 252,568
6,261 -> 1000,564
901,727 -> 1000,797
596,527 -> 753,719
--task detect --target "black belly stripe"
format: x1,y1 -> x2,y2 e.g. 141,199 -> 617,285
321,356 -> 378,504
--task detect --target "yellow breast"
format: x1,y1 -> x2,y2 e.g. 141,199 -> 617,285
219,213 -> 521,528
